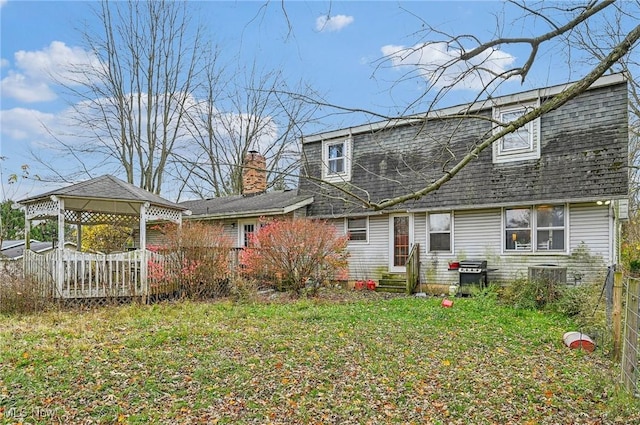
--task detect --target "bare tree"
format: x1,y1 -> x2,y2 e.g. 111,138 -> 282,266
176,63 -> 319,199
298,0 -> 640,210
46,0 -> 207,195
35,1 -> 318,201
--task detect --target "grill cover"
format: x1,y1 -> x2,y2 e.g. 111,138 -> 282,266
459,260 -> 487,269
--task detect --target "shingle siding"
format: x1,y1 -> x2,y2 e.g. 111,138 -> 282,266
303,79 -> 626,286
301,82 -> 628,217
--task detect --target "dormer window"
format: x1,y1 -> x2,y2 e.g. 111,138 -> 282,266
493,101 -> 540,163
322,138 -> 352,183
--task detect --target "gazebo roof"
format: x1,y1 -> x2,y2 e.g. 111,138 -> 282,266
17,175 -> 188,221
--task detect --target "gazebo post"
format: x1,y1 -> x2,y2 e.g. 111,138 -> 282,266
53,196 -> 65,297
140,202 -> 148,301
76,211 -> 82,252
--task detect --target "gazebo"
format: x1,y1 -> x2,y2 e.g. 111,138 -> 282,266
16,175 -> 189,301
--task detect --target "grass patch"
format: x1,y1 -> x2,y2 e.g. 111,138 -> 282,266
0,293 -> 637,424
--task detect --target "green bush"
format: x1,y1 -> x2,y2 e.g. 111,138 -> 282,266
470,283 -> 500,308
230,276 -> 259,303
501,276 -> 561,310
549,282 -> 609,346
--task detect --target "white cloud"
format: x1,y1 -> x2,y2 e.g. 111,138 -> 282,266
14,41 -> 99,84
0,0 -> 7,8
0,108 -> 55,140
315,14 -> 354,32
1,71 -> 57,102
0,58 -> 9,68
381,42 -> 516,91
2,41 -> 100,103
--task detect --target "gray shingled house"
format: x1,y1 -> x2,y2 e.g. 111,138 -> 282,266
176,152 -> 313,249
299,73 -> 629,292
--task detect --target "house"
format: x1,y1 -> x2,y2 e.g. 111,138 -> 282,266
1,239 -> 76,260
178,151 -> 314,249
298,73 -> 629,291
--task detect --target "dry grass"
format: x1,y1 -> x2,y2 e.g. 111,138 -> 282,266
1,290 -> 638,424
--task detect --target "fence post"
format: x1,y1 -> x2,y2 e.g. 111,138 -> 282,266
622,277 -> 639,394
613,271 -> 623,362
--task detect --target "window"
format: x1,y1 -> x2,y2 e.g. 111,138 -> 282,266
428,212 -> 451,252
505,208 -> 531,251
536,205 -> 565,251
328,143 -> 345,174
504,205 -> 565,252
322,138 -> 352,182
346,217 -> 368,242
500,109 -> 532,152
492,101 -> 540,163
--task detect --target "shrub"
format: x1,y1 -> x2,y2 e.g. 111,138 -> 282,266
470,283 -> 500,308
229,276 -> 259,303
149,222 -> 233,299
240,218 -> 349,295
549,282 -> 608,341
501,276 -> 561,310
0,264 -> 54,315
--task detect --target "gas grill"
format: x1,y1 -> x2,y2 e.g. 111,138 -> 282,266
458,260 -> 488,292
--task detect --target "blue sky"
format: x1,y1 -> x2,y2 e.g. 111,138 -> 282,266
0,0 -> 628,201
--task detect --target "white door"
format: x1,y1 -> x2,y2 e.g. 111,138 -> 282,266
238,219 -> 257,247
389,214 -> 413,273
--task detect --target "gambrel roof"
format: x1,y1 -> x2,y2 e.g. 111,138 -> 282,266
300,74 -> 629,217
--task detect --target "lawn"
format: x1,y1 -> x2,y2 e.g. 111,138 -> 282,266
0,291 -> 638,424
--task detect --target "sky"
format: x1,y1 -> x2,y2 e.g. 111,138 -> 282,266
0,0 -> 632,202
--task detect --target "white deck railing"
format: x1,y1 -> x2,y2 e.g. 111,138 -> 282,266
23,249 -> 168,299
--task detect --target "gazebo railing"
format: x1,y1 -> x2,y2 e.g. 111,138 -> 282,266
24,248 -> 161,299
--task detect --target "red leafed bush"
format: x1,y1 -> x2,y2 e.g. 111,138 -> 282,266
149,221 -> 233,298
240,218 -> 349,294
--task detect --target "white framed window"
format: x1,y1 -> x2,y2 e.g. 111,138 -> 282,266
322,138 -> 352,183
428,212 -> 452,252
346,216 -> 368,242
504,205 -> 566,252
493,101 -> 540,163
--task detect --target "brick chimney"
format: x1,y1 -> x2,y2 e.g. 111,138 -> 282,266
242,151 -> 267,195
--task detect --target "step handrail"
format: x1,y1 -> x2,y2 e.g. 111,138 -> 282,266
405,243 -> 420,294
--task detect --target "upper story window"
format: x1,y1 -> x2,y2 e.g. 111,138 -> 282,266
428,212 -> 452,252
346,217 -> 368,242
504,205 -> 565,252
322,138 -> 352,183
493,101 -> 540,164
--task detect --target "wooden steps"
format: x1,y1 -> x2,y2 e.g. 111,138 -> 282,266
376,273 -> 407,293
